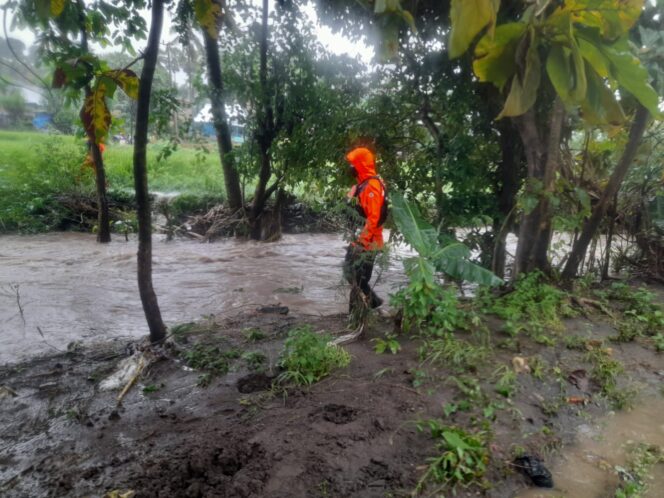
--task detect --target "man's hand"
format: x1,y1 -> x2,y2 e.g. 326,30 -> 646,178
347,185 -> 357,199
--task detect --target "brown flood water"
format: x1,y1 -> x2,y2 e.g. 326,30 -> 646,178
0,232 -> 408,365
516,396 -> 664,498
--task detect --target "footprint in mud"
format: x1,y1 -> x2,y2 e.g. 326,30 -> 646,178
236,372 -> 275,394
319,403 -> 358,424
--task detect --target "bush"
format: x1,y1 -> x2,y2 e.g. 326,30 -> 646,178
481,271 -> 573,338
278,326 -> 350,385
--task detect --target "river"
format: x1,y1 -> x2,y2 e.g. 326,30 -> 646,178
0,232 -> 409,365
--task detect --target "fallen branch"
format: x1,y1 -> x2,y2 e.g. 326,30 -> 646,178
116,354 -> 146,405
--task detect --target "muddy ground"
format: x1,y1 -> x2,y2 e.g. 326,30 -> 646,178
1,302 -> 663,498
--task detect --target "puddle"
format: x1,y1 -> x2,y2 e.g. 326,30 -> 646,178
516,396 -> 664,498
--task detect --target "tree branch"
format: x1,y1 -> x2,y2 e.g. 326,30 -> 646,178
3,9 -> 52,98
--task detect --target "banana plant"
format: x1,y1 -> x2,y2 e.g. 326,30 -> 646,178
391,192 -> 503,287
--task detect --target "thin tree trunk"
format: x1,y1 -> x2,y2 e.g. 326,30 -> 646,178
89,136 -> 111,243
601,194 -> 618,280
133,0 -> 167,343
420,109 -> 445,224
250,0 -> 276,239
77,0 -> 110,243
203,31 -> 243,211
562,106 -> 650,281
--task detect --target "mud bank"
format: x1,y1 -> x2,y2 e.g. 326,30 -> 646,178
1,305 -> 663,498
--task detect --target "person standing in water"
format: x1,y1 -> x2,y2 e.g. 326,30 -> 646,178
343,146 -> 388,315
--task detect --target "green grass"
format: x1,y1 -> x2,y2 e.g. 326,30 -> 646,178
0,130 -> 227,232
277,326 -> 350,386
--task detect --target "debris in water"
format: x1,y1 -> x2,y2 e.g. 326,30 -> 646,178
99,353 -> 146,392
257,305 -> 289,315
513,455 -> 554,488
0,385 -> 18,399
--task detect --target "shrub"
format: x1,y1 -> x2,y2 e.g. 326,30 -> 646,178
278,326 -> 350,385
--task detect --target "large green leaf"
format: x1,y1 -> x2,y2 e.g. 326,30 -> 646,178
547,45 -> 574,103
549,0 -> 644,40
603,46 -> 660,116
391,193 -> 503,287
449,0 -> 500,59
497,30 -> 541,118
473,22 -> 526,91
569,37 -> 587,102
390,192 -> 437,256
577,36 -> 610,78
580,64 -> 626,125
432,243 -> 503,286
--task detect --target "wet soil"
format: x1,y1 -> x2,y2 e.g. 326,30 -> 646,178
1,304 -> 663,498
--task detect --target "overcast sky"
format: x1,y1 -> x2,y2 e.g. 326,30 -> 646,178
4,1 -> 373,61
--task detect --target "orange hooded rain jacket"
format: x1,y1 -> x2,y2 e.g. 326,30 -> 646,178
346,147 -> 385,250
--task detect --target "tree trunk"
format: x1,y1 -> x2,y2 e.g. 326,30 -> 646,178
492,119 -> 523,278
77,0 -> 110,243
562,106 -> 649,281
513,99 -> 565,276
133,0 -> 167,343
203,31 -> 243,211
420,108 -> 445,224
90,139 -> 111,243
250,0 -> 277,240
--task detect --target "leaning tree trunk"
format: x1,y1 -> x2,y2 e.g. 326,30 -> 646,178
202,31 -> 243,211
133,0 -> 167,343
76,0 -> 110,243
562,105 -> 650,281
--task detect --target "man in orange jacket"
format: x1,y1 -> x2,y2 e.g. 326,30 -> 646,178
343,146 -> 387,313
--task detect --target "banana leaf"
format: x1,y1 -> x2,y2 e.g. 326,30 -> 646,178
392,192 -> 503,287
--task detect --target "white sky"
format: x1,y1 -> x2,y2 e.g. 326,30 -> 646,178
3,0 -> 373,96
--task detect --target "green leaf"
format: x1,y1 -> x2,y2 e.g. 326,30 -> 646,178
577,36 -> 610,78
194,0 -> 222,39
390,192 -> 438,256
497,30 -> 541,118
550,0 -> 645,40
473,23 -> 527,91
580,64 -> 626,125
449,0 -> 500,59
35,0 -> 50,21
443,431 -> 472,451
374,0 -> 387,13
569,37 -> 587,102
603,46 -> 661,116
432,243 -> 503,287
392,193 -> 502,287
51,0 -> 66,17
547,45 -> 574,103
105,69 -> 139,100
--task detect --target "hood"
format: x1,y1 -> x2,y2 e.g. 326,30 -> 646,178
346,147 -> 376,182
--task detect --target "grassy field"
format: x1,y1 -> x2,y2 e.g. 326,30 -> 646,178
0,130 -> 227,232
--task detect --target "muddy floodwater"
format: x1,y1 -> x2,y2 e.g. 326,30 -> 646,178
0,232 -> 408,365
517,396 -> 664,498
